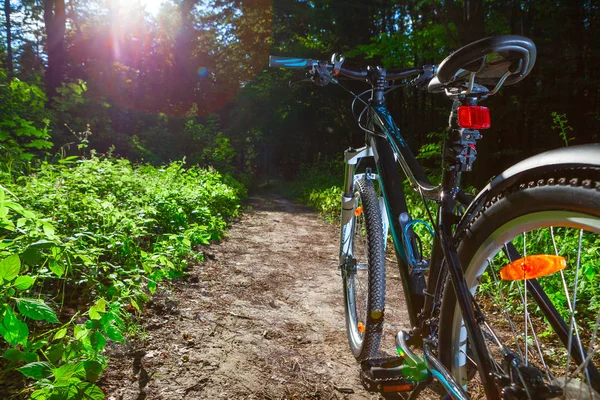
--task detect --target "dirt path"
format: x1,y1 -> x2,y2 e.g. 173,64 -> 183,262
100,193 -> 413,400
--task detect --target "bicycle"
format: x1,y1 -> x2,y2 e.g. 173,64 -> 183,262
270,35 -> 600,399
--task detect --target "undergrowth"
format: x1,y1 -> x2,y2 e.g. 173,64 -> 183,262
0,155 -> 245,399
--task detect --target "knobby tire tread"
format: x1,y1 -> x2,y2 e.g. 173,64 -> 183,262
348,178 -> 386,361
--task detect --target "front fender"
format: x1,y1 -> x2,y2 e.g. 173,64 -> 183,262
458,144 -> 600,233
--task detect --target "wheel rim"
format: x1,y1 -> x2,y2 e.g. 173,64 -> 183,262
450,211 -> 600,397
345,190 -> 370,352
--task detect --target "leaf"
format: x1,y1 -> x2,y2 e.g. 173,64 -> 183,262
54,327 -> 67,341
148,280 -> 157,294
42,223 -> 56,239
46,343 -> 64,364
130,299 -> 140,312
105,325 -> 124,343
0,220 -> 15,233
74,325 -> 89,340
25,139 -> 53,149
0,254 -> 21,282
584,265 -> 596,281
48,259 -> 65,278
22,247 -> 44,265
25,351 -> 39,363
76,382 -> 105,400
88,298 -> 106,320
28,240 -> 57,249
90,331 -> 106,353
30,388 -> 51,400
101,312 -> 125,343
52,361 -> 85,383
2,348 -> 25,368
0,306 -> 29,345
17,298 -> 59,323
58,156 -> 80,164
88,308 -> 101,321
83,360 -> 104,383
18,361 -> 52,379
50,382 -> 80,399
85,319 -> 101,330
62,341 -> 83,361
14,276 -> 35,290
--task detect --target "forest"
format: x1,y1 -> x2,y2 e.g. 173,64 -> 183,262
0,0 -> 598,398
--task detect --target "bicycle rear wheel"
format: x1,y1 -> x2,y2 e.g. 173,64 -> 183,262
342,178 -> 386,361
439,170 -> 600,398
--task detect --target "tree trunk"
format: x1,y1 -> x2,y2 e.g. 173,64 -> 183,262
44,0 -> 66,98
4,0 -> 13,79
447,0 -> 485,45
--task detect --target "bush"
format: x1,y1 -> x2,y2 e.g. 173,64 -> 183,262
0,156 -> 245,398
0,70 -> 52,172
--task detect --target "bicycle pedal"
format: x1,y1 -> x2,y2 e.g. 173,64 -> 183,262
359,357 -> 428,393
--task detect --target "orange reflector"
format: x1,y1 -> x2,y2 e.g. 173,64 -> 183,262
382,384 -> 416,393
499,255 -> 566,281
355,206 -> 363,217
357,322 -> 365,333
458,106 -> 491,129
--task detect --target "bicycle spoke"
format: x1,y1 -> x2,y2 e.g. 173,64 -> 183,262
459,348 -> 478,369
490,255 -> 525,360
553,226 -> 578,331
491,228 -> 599,395
552,226 -> 594,388
565,229 -> 591,388
513,277 -> 552,379
353,198 -> 371,334
523,232 -> 530,366
581,312 -> 600,377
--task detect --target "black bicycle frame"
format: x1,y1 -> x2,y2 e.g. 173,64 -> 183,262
366,94 -> 501,398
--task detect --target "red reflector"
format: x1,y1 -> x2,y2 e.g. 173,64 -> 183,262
458,106 -> 491,129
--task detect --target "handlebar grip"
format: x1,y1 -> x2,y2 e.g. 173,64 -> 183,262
269,56 -> 314,69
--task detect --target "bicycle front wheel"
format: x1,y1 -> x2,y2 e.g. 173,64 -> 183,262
342,178 -> 386,361
439,169 -> 600,398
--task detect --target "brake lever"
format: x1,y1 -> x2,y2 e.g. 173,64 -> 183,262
410,65 -> 436,90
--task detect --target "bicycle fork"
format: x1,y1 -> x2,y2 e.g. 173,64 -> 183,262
339,145 -> 389,269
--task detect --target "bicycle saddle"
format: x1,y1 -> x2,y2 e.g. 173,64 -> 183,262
428,35 -> 536,93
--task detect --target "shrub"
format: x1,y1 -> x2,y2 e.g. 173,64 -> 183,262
0,156 -> 245,398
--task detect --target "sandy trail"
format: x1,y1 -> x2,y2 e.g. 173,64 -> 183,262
100,193 -> 417,400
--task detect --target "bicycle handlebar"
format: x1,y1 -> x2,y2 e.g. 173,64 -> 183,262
269,55 -> 430,83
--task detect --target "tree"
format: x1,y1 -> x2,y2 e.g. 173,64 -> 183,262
4,0 -> 13,79
43,0 -> 66,98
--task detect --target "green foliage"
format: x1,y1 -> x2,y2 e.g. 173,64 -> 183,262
307,186 -> 341,223
350,21 -> 457,69
52,80 -> 88,113
276,158 -> 343,222
0,156 -> 246,398
184,114 -> 236,172
551,112 -> 575,147
477,227 -> 599,337
0,69 -> 52,172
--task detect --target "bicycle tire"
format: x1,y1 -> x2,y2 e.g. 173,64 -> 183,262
438,167 -> 600,397
342,178 -> 386,361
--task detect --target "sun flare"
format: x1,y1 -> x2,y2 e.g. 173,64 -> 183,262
109,0 -> 166,16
